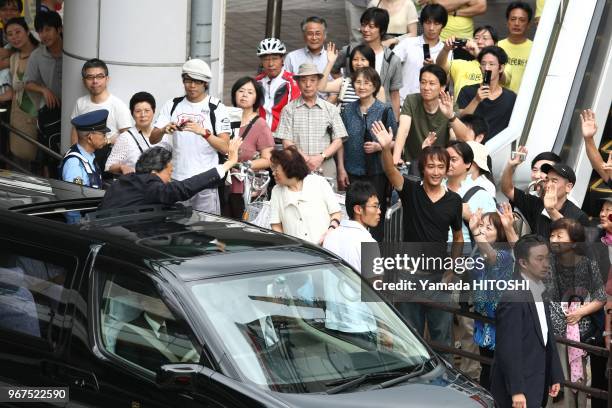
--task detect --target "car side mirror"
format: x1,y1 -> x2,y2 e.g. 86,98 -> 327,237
156,363 -> 214,390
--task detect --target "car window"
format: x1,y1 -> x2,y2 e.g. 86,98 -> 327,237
0,240 -> 72,348
190,264 -> 431,393
98,269 -> 200,373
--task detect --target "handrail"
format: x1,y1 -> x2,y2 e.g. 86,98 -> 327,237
0,120 -> 63,161
0,153 -> 33,175
407,300 -> 610,402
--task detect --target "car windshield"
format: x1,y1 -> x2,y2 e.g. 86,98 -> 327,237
189,263 -> 431,393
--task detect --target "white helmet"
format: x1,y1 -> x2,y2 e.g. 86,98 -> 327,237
256,38 -> 286,57
182,58 -> 212,82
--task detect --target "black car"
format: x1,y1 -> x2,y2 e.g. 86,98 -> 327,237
0,172 -> 494,407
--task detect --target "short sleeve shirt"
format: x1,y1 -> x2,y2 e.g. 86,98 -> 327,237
71,94 -> 132,139
154,95 -> 231,180
398,177 -> 463,243
393,35 -> 444,102
510,187 -> 590,238
400,93 -> 456,160
24,46 -> 62,102
269,174 -> 341,244
275,97 -> 347,155
498,38 -> 533,93
457,84 -> 516,141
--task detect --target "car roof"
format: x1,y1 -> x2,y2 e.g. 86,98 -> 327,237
0,171 -> 339,278
79,208 -> 337,278
0,170 -> 104,210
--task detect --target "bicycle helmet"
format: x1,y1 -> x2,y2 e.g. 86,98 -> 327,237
256,38 -> 286,57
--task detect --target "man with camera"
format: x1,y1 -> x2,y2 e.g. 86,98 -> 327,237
501,146 -> 589,238
457,45 -> 516,141
149,59 -> 231,215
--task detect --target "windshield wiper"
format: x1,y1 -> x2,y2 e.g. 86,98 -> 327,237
325,371 -> 408,395
368,357 -> 436,390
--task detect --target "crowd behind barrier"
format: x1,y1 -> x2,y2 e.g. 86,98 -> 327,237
0,1 -> 611,407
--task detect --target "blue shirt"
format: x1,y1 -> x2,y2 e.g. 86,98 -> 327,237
62,144 -> 97,187
471,249 -> 514,349
340,99 -> 397,176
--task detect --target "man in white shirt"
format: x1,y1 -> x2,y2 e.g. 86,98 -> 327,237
149,59 -> 231,214
393,4 -> 447,103
491,235 -> 562,408
70,59 -> 131,146
323,181 -> 380,274
285,16 -> 328,76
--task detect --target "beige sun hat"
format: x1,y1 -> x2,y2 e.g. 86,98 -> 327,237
466,141 -> 490,172
293,63 -> 323,78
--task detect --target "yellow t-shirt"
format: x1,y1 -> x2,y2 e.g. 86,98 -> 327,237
440,16 -> 473,40
449,59 -> 481,100
498,38 -> 533,93
536,0 -> 546,18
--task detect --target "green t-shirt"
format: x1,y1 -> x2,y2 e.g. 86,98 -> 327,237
400,93 -> 456,160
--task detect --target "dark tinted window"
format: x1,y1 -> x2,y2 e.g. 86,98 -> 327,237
97,268 -> 200,372
0,240 -> 73,348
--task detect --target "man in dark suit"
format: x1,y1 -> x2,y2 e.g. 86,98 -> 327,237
99,137 -> 242,210
491,235 -> 563,408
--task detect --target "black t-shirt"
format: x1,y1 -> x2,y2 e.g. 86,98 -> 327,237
457,84 -> 517,141
398,177 -> 463,242
511,188 -> 590,238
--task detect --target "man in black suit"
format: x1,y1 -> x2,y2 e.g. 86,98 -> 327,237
491,235 -> 563,408
99,137 -> 242,210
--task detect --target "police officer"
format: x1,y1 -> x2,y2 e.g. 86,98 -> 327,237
61,109 -> 109,188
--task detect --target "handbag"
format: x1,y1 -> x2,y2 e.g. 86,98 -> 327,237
37,105 -> 62,154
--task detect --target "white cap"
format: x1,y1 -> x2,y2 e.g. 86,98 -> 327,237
182,59 -> 212,82
466,141 -> 490,172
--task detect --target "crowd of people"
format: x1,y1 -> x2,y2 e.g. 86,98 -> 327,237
0,1 -> 611,407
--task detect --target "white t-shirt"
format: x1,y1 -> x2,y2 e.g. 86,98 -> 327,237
393,35 -> 445,102
154,95 -> 231,181
374,50 -> 384,75
269,174 -> 341,244
71,94 -> 132,139
323,219 -> 376,273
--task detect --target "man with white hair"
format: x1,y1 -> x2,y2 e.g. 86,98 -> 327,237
149,58 -> 231,214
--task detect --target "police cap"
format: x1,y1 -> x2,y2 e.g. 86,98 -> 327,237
71,109 -> 111,133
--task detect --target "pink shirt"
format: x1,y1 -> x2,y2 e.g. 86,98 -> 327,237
231,117 -> 274,194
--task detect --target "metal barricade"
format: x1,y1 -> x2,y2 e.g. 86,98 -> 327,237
383,201 -> 402,242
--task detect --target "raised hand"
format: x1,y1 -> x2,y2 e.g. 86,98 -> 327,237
422,131 -> 437,149
497,202 -> 515,230
543,183 -> 558,211
227,137 -> 243,165
580,109 -> 597,139
438,90 -> 455,119
509,145 -> 528,167
468,208 -> 483,233
326,42 -> 338,65
371,121 -> 393,149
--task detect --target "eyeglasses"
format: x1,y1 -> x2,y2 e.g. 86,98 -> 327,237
182,77 -> 205,85
363,203 -> 381,210
479,62 -> 498,68
84,73 -> 107,81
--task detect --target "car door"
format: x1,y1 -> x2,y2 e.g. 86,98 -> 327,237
0,234 -> 82,407
65,254 -> 231,408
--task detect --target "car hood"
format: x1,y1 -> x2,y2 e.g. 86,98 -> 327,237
272,364 -> 493,408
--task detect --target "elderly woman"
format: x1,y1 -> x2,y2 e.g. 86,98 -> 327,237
99,138 -> 242,210
105,92 -> 158,175
339,66 -> 396,241
545,218 -> 606,408
269,146 -> 342,245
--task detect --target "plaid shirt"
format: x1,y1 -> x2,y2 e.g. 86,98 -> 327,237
275,96 -> 347,155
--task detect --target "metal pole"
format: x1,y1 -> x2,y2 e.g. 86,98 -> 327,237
0,153 -> 33,175
265,0 -> 283,38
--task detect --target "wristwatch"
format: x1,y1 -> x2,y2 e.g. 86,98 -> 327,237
320,152 -> 327,160
449,113 -> 457,122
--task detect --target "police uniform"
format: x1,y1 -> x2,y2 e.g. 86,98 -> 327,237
60,109 -> 108,188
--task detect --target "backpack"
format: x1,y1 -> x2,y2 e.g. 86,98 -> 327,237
170,95 -> 221,136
